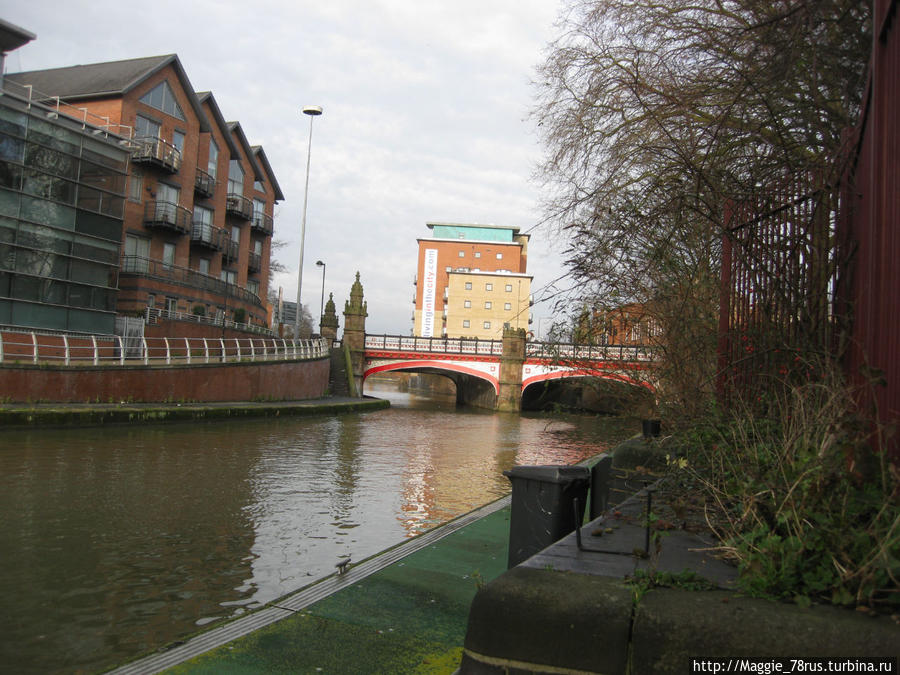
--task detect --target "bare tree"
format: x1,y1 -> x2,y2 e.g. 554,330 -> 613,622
534,0 -> 870,415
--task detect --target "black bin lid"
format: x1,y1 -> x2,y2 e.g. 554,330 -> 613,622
502,464 -> 590,484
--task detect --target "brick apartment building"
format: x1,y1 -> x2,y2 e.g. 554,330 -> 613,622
4,50 -> 282,334
414,222 -> 532,339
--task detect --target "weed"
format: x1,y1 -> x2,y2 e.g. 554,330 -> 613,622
679,358 -> 899,608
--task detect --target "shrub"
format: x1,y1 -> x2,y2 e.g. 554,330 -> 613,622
681,360 -> 899,608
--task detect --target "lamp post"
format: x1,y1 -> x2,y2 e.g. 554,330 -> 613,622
316,259 -> 326,332
294,104 -> 323,339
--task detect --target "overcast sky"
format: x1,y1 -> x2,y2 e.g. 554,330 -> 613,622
5,0 -> 572,336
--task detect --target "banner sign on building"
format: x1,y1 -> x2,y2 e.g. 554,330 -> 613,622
421,248 -> 438,337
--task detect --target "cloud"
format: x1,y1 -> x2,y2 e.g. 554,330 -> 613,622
6,0 -> 568,335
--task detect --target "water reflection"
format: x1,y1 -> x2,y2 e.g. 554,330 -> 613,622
0,385 -> 634,674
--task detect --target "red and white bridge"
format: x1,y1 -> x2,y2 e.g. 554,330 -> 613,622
362,334 -> 656,409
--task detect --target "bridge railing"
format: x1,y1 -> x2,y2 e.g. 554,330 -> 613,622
364,334 -> 503,356
364,334 -> 654,362
525,342 -> 655,362
0,331 -> 330,366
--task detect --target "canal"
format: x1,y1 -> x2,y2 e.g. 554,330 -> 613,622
0,382 -> 635,674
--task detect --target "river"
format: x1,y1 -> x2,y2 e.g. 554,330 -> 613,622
0,382 -> 635,674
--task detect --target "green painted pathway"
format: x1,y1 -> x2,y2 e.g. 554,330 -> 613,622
154,502 -> 510,674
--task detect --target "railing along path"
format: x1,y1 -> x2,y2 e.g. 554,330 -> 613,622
0,332 -> 329,367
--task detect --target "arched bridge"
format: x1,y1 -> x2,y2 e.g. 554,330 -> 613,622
361,333 -> 656,411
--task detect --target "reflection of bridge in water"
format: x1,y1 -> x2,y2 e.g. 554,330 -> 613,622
361,333 -> 656,411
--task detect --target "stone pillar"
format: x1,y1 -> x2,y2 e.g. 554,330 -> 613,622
342,272 -> 368,397
497,326 -> 526,412
320,292 -> 339,343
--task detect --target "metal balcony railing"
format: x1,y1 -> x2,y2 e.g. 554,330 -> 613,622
132,136 -> 182,172
222,237 -> 239,262
251,212 -> 274,235
194,168 -> 216,197
144,200 -> 191,234
119,255 -> 263,308
190,222 -> 224,250
226,193 -> 252,220
248,251 -> 262,272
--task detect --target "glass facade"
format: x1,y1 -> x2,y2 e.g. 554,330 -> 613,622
0,94 -> 128,333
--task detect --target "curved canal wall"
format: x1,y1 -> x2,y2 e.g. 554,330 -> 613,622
0,357 -> 330,404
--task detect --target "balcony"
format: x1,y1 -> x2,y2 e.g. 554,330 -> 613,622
119,255 -> 263,309
226,193 -> 252,220
144,200 -> 191,234
190,221 -> 224,250
222,236 -> 239,262
194,168 -> 216,198
251,211 -> 274,236
248,251 -> 262,272
132,136 -> 181,173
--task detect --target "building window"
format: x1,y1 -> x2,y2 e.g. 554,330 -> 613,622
504,302 -> 512,310
157,182 -> 180,207
165,296 -> 177,313
253,240 -> 263,255
464,299 -> 471,308
483,321 -> 491,330
162,242 -> 176,269
172,130 -> 185,154
485,283 -> 493,291
463,320 -> 470,328
124,235 -> 150,270
128,171 -> 143,202
505,284 -> 513,292
139,81 -> 186,121
198,258 -> 210,275
474,251 -> 481,258
231,225 -> 241,244
485,301 -> 492,309
254,179 -> 265,192
445,266 -> 451,272
221,268 -> 236,284
147,293 -> 155,308
194,205 -> 212,228
247,279 -> 260,296
496,253 -> 503,259
208,140 -> 219,179
135,114 -> 160,140
458,251 -> 465,257
465,282 -> 472,290
228,160 -> 244,195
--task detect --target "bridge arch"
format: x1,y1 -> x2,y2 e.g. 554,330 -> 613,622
521,370 -> 655,413
364,360 -> 499,393
521,368 -> 655,393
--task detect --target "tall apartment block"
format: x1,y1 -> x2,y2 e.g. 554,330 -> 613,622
3,47 -> 282,334
414,222 -> 532,339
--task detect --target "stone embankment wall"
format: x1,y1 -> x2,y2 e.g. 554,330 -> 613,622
0,358 -> 329,403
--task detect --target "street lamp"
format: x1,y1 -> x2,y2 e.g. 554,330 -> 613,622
294,104 -> 323,339
315,259 -> 326,332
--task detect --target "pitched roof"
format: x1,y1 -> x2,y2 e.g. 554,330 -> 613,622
196,91 -> 240,157
7,54 -> 210,132
227,121 -> 264,182
251,146 -> 285,201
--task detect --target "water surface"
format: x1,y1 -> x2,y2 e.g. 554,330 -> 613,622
0,385 -> 633,673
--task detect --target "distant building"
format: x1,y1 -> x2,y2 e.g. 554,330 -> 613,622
574,303 -> 662,346
414,222 -> 532,339
4,49 -> 282,334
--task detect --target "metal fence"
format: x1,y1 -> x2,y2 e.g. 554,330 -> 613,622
364,334 -> 654,361
837,0 -> 900,455
718,174 -> 844,393
0,331 -> 329,366
364,334 -> 503,356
